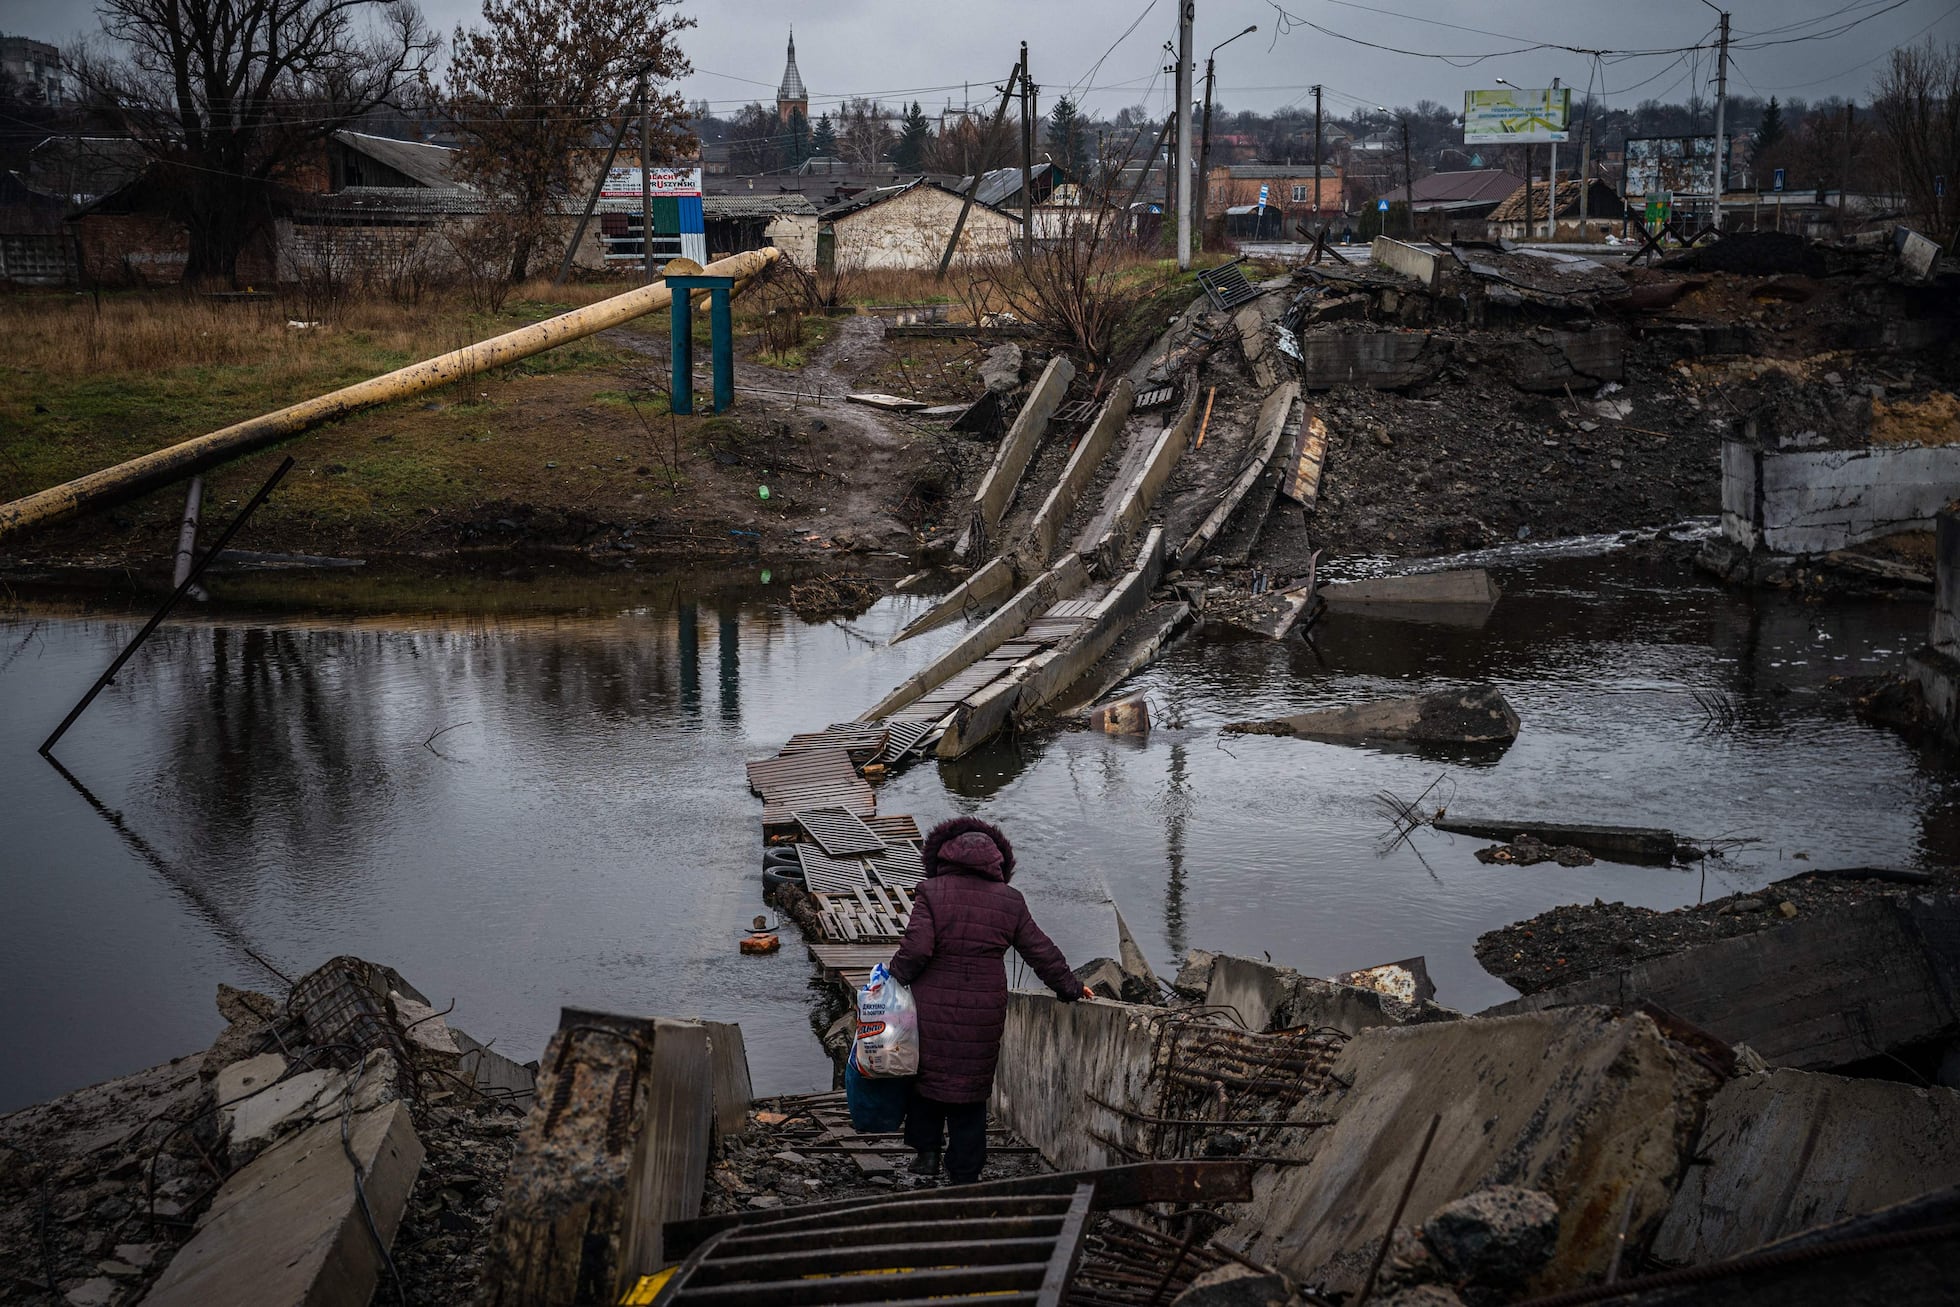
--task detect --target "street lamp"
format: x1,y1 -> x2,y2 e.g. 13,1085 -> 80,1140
1197,24 -> 1258,247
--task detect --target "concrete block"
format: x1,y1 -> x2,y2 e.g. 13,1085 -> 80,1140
1225,685 -> 1520,747
212,1053 -> 287,1107
1485,899 -> 1960,1071
223,1069 -> 338,1150
1026,379 -> 1135,563
1371,236 -> 1443,289
993,992 -> 1166,1172
1300,332 -> 1446,391
1320,569 -> 1500,609
1932,509 -> 1960,652
1508,328 -> 1626,392
1897,227 -> 1941,281
1719,438 -> 1960,557
1221,1009 -> 1722,1294
700,1020 -> 753,1141
452,1027 -> 538,1113
140,1101 -> 423,1307
1653,1069 -> 1960,1264
960,355 -> 1075,555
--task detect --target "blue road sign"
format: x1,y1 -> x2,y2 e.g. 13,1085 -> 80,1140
1772,168 -> 1785,192
1378,198 -> 1389,212
1938,175 -> 1948,199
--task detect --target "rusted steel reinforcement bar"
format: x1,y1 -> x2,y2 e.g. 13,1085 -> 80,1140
1085,1092 -> 1331,1130
0,248 -> 779,541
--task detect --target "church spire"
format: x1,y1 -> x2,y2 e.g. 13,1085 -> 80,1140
776,28 -> 808,122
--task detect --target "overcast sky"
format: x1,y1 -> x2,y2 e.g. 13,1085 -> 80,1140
16,0 -> 1958,117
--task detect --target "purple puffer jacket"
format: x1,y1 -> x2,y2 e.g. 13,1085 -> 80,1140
887,817 -> 1081,1103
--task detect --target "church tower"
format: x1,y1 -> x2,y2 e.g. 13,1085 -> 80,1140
775,30 -> 808,125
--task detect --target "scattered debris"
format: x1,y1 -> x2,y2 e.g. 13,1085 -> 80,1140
1436,819 -> 1679,866
1225,685 -> 1520,748
1474,834 -> 1596,867
787,575 -> 881,621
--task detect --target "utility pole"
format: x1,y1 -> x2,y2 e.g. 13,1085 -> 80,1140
1523,146 -> 1534,242
1196,25 -> 1255,251
1547,76 -> 1560,239
1579,102 -> 1593,230
1840,100 -> 1854,236
1313,85 -> 1324,223
1019,42 -> 1033,262
639,73 -> 655,282
938,59 -> 1023,278
1175,0 -> 1194,270
1705,4 -> 1730,231
1198,55 -> 1215,248
1400,115 -> 1413,237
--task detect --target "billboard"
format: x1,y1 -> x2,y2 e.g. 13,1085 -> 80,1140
1463,87 -> 1571,144
1624,137 -> 1732,199
599,166 -> 703,200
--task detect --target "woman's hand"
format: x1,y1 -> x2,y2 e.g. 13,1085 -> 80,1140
1081,984 -> 1099,1000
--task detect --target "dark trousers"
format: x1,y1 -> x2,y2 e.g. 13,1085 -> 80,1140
904,1090 -> 989,1183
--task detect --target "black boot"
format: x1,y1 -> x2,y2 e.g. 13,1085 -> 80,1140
907,1149 -> 942,1176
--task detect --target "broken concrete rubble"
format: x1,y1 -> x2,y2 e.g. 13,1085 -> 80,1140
1224,684 -> 1520,748
1434,818 -> 1678,866
1215,1008 -> 1723,1295
1202,952 -> 1459,1036
1486,897 -> 1960,1072
1653,1068 -> 1960,1265
138,1101 -> 423,1307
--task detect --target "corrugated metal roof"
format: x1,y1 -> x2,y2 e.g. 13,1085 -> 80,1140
703,194 -> 817,219
333,131 -> 463,190
1404,169 -> 1526,205
1215,164 -> 1338,180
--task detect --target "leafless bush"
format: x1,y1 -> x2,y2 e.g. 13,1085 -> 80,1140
999,203 -> 1156,366
444,213 -> 519,313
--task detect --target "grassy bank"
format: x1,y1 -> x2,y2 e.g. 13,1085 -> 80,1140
0,280 -> 783,563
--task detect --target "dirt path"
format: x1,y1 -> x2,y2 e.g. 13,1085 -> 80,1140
606,314 -> 942,555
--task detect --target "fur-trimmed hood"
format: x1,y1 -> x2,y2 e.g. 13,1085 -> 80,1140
921,816 -> 1016,883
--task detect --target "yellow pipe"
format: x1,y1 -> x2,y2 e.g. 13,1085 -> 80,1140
0,247 -> 781,541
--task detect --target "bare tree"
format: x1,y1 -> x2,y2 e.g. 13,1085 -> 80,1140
727,102 -> 783,174
445,0 -> 693,280
73,0 -> 437,285
1874,40 -> 1960,240
923,112 -> 1014,177
837,97 -> 893,168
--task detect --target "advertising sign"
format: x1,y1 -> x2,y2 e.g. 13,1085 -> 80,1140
1462,87 -> 1571,144
1624,137 -> 1730,199
599,166 -> 703,200
1644,195 -> 1672,230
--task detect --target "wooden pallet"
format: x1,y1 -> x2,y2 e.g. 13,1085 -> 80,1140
814,885 -> 915,942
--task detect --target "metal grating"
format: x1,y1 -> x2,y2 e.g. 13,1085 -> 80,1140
751,747 -> 878,827
793,806 -> 889,856
780,722 -> 890,760
1197,259 -> 1261,312
1053,399 -> 1098,426
1134,385 -> 1175,409
864,814 -> 924,843
797,846 -> 872,893
867,845 -> 925,889
876,719 -> 935,763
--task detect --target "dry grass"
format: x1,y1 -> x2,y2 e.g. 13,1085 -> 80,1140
0,279 -> 625,379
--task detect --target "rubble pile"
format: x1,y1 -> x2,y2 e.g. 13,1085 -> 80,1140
0,957 -> 531,1307
1476,866 -> 1959,994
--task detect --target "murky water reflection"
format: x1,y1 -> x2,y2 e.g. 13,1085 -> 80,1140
2,546 -> 1950,1111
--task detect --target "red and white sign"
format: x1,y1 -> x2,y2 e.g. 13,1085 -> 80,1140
599,166 -> 702,200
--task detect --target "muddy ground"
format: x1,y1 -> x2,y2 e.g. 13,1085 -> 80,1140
1474,866 -> 1960,997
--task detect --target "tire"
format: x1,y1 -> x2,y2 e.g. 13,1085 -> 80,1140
764,847 -> 803,871
763,865 -> 806,893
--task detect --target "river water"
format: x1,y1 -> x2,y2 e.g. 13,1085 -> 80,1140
1,539 -> 1949,1112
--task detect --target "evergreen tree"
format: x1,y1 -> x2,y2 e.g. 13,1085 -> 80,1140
1047,95 -> 1088,178
1753,96 -> 1786,155
895,101 -> 933,172
788,107 -> 811,164
812,112 -> 837,157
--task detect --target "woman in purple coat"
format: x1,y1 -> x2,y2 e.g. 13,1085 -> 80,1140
887,816 -> 1091,1183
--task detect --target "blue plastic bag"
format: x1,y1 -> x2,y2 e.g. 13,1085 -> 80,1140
844,1046 -> 910,1133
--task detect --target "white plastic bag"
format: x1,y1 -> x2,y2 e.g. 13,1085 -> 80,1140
854,962 -> 919,1078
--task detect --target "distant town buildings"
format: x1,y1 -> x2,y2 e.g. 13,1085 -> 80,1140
1,34 -> 68,103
